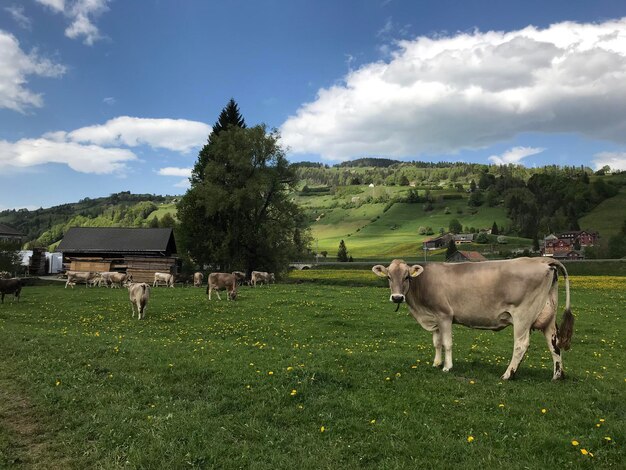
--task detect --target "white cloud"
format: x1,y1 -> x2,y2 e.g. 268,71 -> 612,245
173,179 -> 191,189
592,152 -> 626,171
281,18 -> 626,161
0,116 -> 209,174
488,146 -> 545,165
67,116 -> 211,153
5,5 -> 32,30
0,30 -> 66,112
36,0 -> 109,45
0,138 -> 136,174
103,96 -> 115,105
35,0 -> 65,13
157,167 -> 192,177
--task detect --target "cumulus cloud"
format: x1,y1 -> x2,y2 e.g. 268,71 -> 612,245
488,146 -> 545,165
281,18 -> 626,161
1,116 -> 209,174
0,138 -> 136,174
5,5 -> 32,30
0,30 -> 66,112
157,167 -> 192,177
592,152 -> 626,171
66,116 -> 211,153
36,0 -> 110,45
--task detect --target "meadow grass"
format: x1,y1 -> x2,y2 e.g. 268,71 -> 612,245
0,277 -> 624,469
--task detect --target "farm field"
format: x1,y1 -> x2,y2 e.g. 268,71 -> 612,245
0,275 -> 624,468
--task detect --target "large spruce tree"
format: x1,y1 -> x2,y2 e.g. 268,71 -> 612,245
191,99 -> 246,185
178,104 -> 309,274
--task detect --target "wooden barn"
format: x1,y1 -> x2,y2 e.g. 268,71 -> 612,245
57,227 -> 179,282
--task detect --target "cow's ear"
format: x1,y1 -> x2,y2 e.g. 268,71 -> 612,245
372,265 -> 388,278
409,265 -> 424,278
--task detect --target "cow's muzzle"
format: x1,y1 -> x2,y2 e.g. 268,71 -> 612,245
390,294 -> 405,304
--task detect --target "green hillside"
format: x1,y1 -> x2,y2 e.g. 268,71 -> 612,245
580,173 -> 626,243
2,164 -> 624,260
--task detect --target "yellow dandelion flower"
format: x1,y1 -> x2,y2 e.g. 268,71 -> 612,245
290,389 -> 297,396
498,404 -> 505,408
467,436 -> 474,443
370,419 -> 376,424
55,379 -> 61,386
604,436 -> 612,442
268,371 -> 274,375
599,418 -> 605,422
580,449 -> 588,455
385,377 -> 391,381
320,426 -> 325,433
469,380 -> 475,385
541,409 -> 547,414
571,440 -> 579,446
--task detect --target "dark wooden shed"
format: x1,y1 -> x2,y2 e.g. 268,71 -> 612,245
57,227 -> 179,282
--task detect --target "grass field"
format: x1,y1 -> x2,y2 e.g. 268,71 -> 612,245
580,187 -> 626,242
0,275 -> 624,468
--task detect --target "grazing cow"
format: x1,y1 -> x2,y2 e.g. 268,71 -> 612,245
372,258 -> 574,380
65,271 -> 98,288
128,283 -> 151,320
206,272 -> 237,301
153,272 -> 174,288
251,271 -> 275,287
109,272 -> 133,288
0,278 -> 22,304
193,272 -> 204,287
232,271 -> 246,286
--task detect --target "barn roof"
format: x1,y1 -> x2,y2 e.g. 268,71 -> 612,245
57,227 -> 177,253
0,223 -> 23,236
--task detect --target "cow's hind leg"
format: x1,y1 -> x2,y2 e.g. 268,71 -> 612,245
432,330 -> 443,368
439,320 -> 454,372
502,324 -> 531,380
543,321 -> 564,380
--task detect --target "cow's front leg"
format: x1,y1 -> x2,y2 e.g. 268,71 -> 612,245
439,320 -> 454,372
432,330 -> 442,368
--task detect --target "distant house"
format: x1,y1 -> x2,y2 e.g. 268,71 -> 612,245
422,233 -> 452,251
446,251 -> 488,263
558,230 -> 598,247
453,233 -> 474,245
0,223 -> 23,244
543,230 -> 597,257
57,227 -> 179,282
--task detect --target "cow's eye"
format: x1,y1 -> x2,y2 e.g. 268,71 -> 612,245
405,275 -> 410,281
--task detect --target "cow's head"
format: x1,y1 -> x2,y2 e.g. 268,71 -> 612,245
228,290 -> 238,301
372,259 -> 424,304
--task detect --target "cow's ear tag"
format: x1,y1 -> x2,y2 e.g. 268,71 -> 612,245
410,265 -> 424,277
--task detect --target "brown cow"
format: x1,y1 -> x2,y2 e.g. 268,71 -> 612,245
128,282 -> 151,320
65,271 -> 98,288
193,272 -> 204,287
0,278 -> 22,303
372,258 -> 574,380
206,273 -> 237,301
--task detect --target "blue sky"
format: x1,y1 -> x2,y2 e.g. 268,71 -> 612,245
2,0 -> 626,210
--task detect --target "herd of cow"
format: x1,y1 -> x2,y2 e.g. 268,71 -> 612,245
1,257 -> 576,380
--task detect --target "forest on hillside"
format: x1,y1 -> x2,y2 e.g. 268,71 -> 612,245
1,163 -> 625,258
296,162 -> 624,239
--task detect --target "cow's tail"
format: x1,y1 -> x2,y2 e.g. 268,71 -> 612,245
549,259 -> 574,351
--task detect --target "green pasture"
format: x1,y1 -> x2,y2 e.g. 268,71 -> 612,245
312,202 -> 511,258
148,203 -> 178,221
1,276 -> 624,468
580,187 -> 626,242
